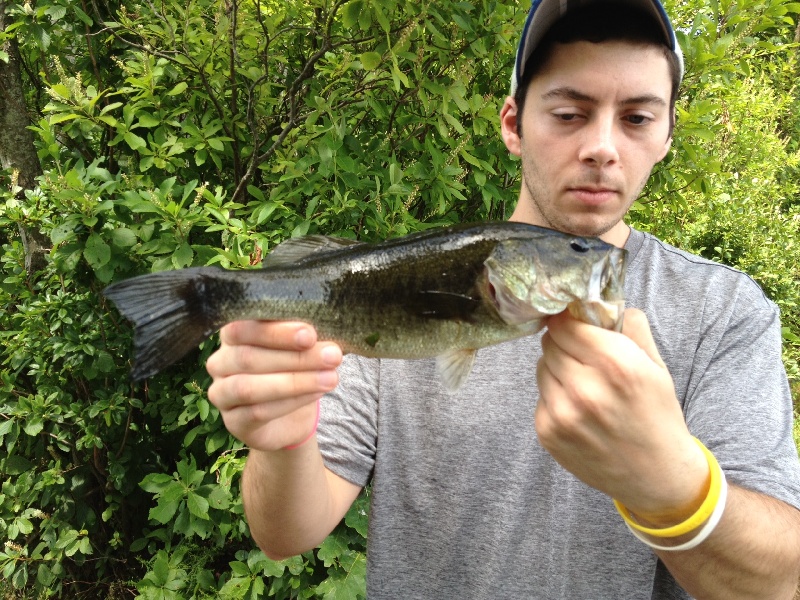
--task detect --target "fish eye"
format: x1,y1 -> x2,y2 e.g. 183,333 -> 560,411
569,239 -> 590,253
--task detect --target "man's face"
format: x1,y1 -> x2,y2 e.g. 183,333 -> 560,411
501,41 -> 673,246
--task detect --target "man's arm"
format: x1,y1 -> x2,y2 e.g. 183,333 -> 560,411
207,320 -> 361,559
242,442 -> 361,559
656,485 -> 800,600
537,309 -> 800,599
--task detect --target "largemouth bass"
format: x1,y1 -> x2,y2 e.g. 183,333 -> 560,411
103,222 -> 627,390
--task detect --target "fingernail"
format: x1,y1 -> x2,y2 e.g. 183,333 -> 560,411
318,369 -> 338,389
294,327 -> 313,348
321,345 -> 342,367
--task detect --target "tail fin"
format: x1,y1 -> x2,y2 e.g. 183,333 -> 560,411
103,267 -> 223,381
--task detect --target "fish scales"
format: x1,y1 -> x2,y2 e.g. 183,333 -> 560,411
103,222 -> 627,389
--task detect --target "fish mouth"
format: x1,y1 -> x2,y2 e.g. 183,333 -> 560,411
567,253 -> 625,330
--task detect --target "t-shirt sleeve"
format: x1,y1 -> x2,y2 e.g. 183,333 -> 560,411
684,278 -> 800,511
316,353 -> 380,488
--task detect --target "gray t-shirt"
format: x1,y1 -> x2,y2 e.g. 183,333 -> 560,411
317,228 -> 800,599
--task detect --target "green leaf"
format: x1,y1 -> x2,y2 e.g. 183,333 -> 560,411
167,81 -> 189,96
137,113 -> 161,128
15,518 -> 33,535
45,6 -> 67,22
47,113 -> 82,124
152,551 -> 171,586
389,162 -> 403,185
11,565 -> 28,590
124,131 -> 147,150
172,242 -> 194,268
291,221 -> 311,238
140,473 -> 174,493
72,5 -> 93,25
187,492 -> 209,519
342,0 -> 363,28
149,499 -> 181,524
84,234 -> 111,269
161,481 -> 188,504
459,149 -> 482,168
317,531 -> 350,567
51,220 -> 78,245
360,52 -> 382,70
79,536 -> 93,555
23,418 -> 44,436
207,137 -> 225,151
36,564 -> 54,588
314,552 -> 366,599
344,498 -> 369,538
373,5 -> 390,33
50,83 -> 71,99
110,227 -> 137,247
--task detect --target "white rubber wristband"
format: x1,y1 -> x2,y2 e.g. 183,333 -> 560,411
623,469 -> 728,552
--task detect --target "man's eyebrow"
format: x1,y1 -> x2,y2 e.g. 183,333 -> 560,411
621,94 -> 668,107
541,87 -> 596,103
541,87 -> 667,107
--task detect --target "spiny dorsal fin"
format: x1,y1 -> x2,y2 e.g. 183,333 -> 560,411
263,235 -> 364,267
436,348 -> 478,391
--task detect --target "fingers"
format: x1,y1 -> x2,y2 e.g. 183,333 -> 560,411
206,320 -> 343,451
535,329 -> 598,443
210,365 -> 339,412
535,308 -> 695,508
620,308 -> 667,369
218,393 -> 324,451
218,320 -> 317,352
544,308 -> 666,372
208,321 -> 341,380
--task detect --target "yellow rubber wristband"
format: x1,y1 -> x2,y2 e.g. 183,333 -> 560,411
613,437 -> 722,538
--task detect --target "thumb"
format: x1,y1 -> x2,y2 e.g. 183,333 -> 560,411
621,308 -> 667,369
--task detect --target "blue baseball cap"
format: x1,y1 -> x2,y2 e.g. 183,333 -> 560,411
510,0 -> 684,95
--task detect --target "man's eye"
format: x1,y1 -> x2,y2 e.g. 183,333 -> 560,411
626,114 -> 650,125
556,113 -> 579,121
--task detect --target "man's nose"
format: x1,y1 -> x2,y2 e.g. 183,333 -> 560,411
578,116 -> 620,166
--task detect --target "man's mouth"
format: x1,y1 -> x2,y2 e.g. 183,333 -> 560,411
568,186 -> 619,205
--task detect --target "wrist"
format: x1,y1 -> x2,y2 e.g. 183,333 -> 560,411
621,437 -> 710,527
614,438 -> 728,551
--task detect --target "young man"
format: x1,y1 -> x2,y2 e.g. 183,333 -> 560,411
207,0 -> 800,597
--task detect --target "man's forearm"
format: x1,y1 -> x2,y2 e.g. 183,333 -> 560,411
242,441 -> 361,560
657,485 -> 800,600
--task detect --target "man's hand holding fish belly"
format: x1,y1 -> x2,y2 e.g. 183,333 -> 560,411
118,1 -> 800,597
207,321 -> 342,452
206,321 -> 359,558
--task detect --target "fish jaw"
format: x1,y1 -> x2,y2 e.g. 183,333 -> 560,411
483,237 -> 627,331
566,252 -> 626,331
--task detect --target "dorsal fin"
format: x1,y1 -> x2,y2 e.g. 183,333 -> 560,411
263,235 -> 364,267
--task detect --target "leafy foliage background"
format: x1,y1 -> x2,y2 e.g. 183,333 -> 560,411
0,0 -> 798,597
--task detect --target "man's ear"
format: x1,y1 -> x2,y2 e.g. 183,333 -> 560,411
658,134 -> 673,162
500,97 -> 522,157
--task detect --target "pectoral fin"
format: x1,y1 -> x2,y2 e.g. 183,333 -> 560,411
436,348 -> 478,391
